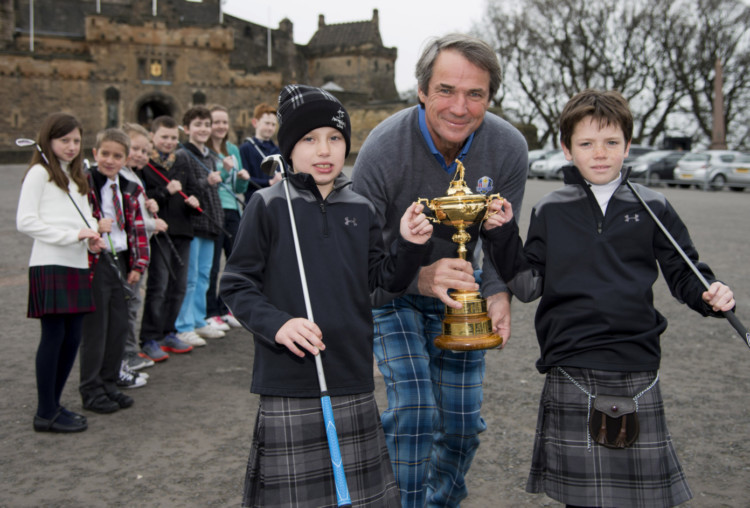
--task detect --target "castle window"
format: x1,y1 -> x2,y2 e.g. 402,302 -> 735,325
138,58 -> 147,79
105,87 -> 120,128
374,60 -> 379,71
347,60 -> 351,66
193,91 -> 207,105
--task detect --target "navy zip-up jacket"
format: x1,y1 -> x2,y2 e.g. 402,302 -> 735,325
220,171 -> 431,397
484,166 -> 723,373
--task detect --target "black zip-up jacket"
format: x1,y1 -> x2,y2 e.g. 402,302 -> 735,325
138,154 -> 199,239
176,143 -> 224,238
484,166 -> 724,373
220,172 -> 431,397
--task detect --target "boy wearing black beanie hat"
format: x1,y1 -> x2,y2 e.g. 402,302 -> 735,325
220,84 -> 434,507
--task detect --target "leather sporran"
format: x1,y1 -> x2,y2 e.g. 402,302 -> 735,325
588,395 -> 640,449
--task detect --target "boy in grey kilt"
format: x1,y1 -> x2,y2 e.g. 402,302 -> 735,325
220,84 -> 434,507
482,89 -> 736,507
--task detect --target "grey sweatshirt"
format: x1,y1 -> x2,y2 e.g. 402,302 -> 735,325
351,105 -> 528,305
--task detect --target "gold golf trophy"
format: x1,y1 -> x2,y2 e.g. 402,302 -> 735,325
418,161 -> 503,351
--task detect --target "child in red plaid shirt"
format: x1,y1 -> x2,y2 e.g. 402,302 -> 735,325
79,128 -> 150,414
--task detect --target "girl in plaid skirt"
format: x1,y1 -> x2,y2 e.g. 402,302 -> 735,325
483,90 -> 736,507
16,113 -> 106,433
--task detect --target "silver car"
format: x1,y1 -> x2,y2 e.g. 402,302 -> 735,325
528,150 -> 569,180
673,150 -> 744,188
707,153 -> 750,191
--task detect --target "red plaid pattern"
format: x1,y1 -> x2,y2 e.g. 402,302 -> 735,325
87,172 -> 150,274
111,183 -> 126,230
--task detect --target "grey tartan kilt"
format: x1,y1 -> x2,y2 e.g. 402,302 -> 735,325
242,392 -> 400,508
526,367 -> 693,508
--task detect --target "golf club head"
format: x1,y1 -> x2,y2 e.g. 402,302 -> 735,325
261,154 -> 286,177
15,138 -> 36,147
16,138 -> 49,164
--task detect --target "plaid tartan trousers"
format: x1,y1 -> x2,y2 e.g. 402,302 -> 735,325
373,294 -> 487,508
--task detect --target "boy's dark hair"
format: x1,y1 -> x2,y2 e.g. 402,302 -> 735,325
182,106 -> 211,127
559,89 -> 633,149
150,115 -> 178,133
253,103 -> 276,119
95,128 -> 131,154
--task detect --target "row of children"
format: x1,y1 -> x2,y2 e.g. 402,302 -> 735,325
17,102 -> 283,431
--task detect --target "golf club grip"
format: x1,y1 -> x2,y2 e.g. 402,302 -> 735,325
320,395 -> 352,507
723,310 -> 750,348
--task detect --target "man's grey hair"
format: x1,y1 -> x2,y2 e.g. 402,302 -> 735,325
415,33 -> 501,101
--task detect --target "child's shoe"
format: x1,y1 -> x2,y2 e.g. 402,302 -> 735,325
206,316 -> 231,331
141,340 -> 169,362
222,312 -> 242,328
177,331 -> 207,347
159,333 -> 194,353
195,325 -> 225,339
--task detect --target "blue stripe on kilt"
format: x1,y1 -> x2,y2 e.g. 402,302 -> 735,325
242,392 -> 400,508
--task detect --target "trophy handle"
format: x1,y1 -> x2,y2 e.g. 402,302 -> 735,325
417,198 -> 441,224
482,194 -> 503,220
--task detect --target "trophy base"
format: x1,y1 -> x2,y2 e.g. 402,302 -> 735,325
433,290 -> 503,351
434,332 -> 502,351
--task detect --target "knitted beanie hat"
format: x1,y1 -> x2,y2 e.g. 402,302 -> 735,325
276,84 -> 351,164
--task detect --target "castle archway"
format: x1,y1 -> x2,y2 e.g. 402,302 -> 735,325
136,93 -> 178,128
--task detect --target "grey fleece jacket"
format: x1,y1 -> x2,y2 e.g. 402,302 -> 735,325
351,105 -> 528,306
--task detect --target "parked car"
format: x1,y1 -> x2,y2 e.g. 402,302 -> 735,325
622,144 -> 655,168
527,148 -> 556,178
628,150 -> 686,185
528,150 -> 569,179
673,150 -> 745,188
706,153 -> 750,191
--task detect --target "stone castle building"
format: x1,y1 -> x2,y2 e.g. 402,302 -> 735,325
0,0 -> 403,160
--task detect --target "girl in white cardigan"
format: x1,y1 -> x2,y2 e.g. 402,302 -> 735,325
16,113 -> 105,433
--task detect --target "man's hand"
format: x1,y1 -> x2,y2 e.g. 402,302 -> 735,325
418,258 -> 478,309
486,292 -> 511,348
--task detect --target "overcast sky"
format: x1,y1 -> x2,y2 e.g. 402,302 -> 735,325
221,0 -> 488,93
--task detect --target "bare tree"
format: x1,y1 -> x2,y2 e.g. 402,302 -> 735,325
665,0 -> 750,147
482,0 -> 750,149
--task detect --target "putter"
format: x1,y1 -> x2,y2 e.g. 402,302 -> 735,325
626,180 -> 750,348
263,154 -> 352,507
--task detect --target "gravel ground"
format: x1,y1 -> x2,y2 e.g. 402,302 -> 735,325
1,165 -> 749,507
